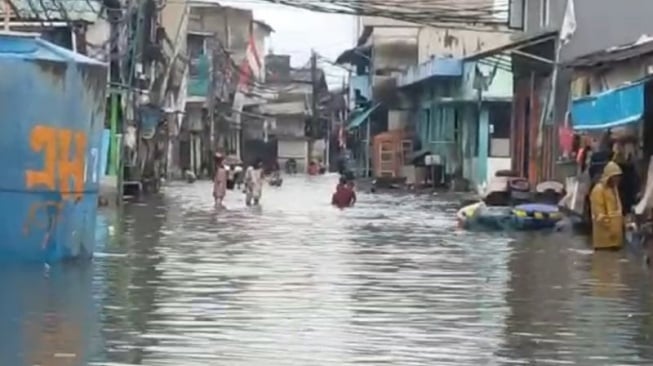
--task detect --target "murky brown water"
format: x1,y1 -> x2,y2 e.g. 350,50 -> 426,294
2,174 -> 653,366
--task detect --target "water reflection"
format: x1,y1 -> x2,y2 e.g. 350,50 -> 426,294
0,262 -> 98,366
2,175 -> 653,365
498,232 -> 653,365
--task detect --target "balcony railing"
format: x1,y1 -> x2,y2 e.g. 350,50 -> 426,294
398,57 -> 463,87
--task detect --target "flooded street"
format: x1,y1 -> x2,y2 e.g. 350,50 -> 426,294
2,175 -> 653,365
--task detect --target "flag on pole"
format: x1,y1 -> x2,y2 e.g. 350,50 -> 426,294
537,0 -> 577,151
232,21 -> 262,125
560,0 -> 577,44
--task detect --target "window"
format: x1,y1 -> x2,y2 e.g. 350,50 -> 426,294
187,34 -> 207,59
540,0 -> 550,27
489,102 -> 512,157
508,0 -> 525,30
187,34 -> 208,78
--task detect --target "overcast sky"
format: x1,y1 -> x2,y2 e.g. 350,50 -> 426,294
221,0 -> 356,88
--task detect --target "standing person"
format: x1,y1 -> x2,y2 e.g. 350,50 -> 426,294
613,141 -> 639,216
213,153 -> 228,209
234,164 -> 244,190
245,159 -> 264,206
589,161 -> 624,250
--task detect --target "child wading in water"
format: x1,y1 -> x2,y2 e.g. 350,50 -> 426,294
332,176 -> 356,208
213,153 -> 228,208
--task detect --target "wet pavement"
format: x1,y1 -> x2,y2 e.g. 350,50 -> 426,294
2,174 -> 653,365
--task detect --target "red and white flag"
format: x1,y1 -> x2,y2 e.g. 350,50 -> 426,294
233,22 -> 262,122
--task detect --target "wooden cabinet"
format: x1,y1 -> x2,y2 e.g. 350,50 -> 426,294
372,130 -> 412,178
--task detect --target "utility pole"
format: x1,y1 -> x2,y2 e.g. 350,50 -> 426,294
207,43 -> 217,177
309,50 -> 318,172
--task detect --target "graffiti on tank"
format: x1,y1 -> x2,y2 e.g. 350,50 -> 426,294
25,125 -> 88,199
22,194 -> 64,248
23,125 -> 88,247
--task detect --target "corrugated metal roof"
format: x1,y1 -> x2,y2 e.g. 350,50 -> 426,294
566,36 -> 653,68
0,32 -> 105,65
7,0 -> 102,22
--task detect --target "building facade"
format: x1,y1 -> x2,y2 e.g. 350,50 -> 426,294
488,0 -> 653,183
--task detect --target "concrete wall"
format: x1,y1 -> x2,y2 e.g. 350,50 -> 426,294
85,18 -> 110,62
278,139 -> 308,171
188,5 -> 253,61
161,0 -> 189,55
487,157 -> 512,182
457,60 -> 514,101
372,27 -> 419,72
571,54 -> 653,96
388,110 -> 408,130
418,28 -> 511,63
361,16 -> 416,28
522,0 -> 653,62
272,116 -> 305,139
414,0 -> 511,62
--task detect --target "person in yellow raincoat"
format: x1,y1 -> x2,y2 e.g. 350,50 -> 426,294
589,161 -> 624,250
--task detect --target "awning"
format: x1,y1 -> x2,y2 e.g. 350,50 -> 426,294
464,31 -> 558,61
347,103 -> 380,130
571,81 -> 645,130
335,45 -> 372,65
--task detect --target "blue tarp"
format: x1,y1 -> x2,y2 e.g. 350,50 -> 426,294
347,103 -> 380,130
571,81 -> 645,130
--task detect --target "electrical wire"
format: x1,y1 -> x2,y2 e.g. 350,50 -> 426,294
227,0 -> 511,31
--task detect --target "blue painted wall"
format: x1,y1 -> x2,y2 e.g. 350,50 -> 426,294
0,35 -> 108,262
572,80 -> 645,130
477,108 -> 490,183
408,58 -> 513,185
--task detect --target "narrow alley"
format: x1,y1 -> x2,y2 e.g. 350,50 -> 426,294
2,176 -> 653,365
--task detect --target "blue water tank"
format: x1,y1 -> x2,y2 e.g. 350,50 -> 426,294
0,33 -> 108,262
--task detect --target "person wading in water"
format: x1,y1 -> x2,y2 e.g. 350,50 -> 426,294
244,158 -> 264,206
332,176 -> 357,208
213,153 -> 228,209
590,161 -> 624,250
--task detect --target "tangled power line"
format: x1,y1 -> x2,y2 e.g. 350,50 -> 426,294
231,0 -> 511,30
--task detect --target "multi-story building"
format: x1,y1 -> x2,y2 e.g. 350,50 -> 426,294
475,0 -> 653,183
245,55 -> 329,172
339,0 -> 515,187
163,1 -> 271,177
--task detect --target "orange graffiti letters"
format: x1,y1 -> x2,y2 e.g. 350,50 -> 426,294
25,125 -> 57,191
25,125 -> 87,200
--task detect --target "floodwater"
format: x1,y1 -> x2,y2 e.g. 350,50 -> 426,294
2,175 -> 653,366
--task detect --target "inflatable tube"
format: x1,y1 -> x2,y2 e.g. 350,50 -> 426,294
475,206 -> 515,231
456,202 -> 482,228
512,203 -> 562,230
